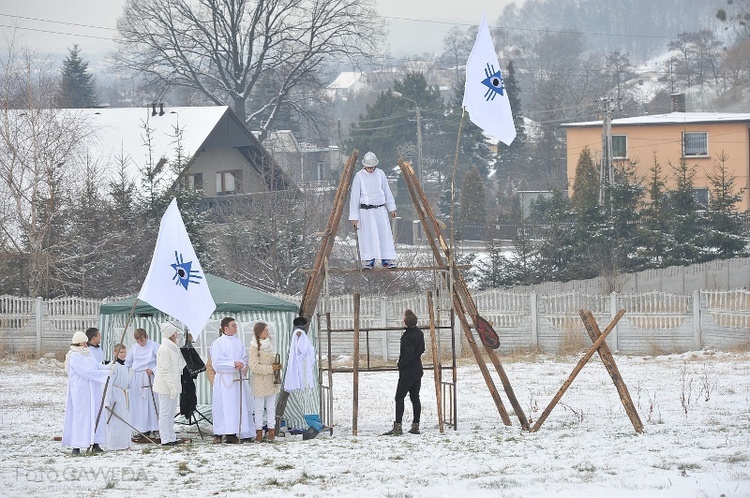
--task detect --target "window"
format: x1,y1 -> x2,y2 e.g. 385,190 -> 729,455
216,170 -> 242,195
188,173 -> 203,191
682,132 -> 708,157
693,188 -> 709,209
612,135 -> 627,159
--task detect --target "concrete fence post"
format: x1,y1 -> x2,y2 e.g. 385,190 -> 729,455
530,292 -> 538,350
381,296 -> 389,361
610,292 -> 619,351
693,289 -> 702,350
35,296 -> 43,357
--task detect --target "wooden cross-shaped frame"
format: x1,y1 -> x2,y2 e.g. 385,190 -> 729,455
530,309 -> 644,434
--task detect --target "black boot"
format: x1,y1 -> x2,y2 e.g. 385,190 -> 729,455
382,422 -> 402,436
408,422 -> 420,434
89,444 -> 103,454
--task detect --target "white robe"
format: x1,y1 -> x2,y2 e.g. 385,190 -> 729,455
349,167 -> 397,261
88,344 -> 105,364
210,334 -> 253,438
124,339 -> 159,432
105,362 -> 132,450
284,328 -> 317,392
62,349 -> 110,449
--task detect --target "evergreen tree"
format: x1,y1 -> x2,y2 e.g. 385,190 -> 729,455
705,151 -> 747,258
495,61 -> 527,189
529,190 -> 575,281
459,166 -> 487,240
638,153 -> 671,267
441,78 -> 494,184
608,160 -> 646,273
570,146 -> 599,212
346,72 -> 443,172
665,157 -> 707,266
56,45 -> 98,108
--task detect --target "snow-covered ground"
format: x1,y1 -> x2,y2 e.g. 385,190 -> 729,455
2,350 -> 749,497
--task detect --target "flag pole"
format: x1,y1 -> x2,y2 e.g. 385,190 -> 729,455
449,109 -> 467,269
95,296 -> 140,432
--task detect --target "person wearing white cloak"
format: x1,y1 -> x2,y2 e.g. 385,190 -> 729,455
86,327 -> 105,364
349,151 -> 398,269
105,343 -> 132,450
62,331 -> 110,455
284,317 -> 317,392
153,322 -> 187,446
210,317 -> 253,443
125,328 -> 159,439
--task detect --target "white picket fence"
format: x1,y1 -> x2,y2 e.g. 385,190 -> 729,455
0,289 -> 748,357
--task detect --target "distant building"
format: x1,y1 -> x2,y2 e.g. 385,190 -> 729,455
258,130 -> 344,186
74,105 -> 295,205
326,72 -> 367,100
564,112 -> 750,211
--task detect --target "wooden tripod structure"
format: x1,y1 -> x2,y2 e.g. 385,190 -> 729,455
296,150 -> 529,430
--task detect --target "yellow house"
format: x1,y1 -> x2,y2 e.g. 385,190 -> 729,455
564,112 -> 750,211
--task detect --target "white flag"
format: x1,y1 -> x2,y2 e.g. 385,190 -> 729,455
462,14 -> 516,146
138,198 -> 216,341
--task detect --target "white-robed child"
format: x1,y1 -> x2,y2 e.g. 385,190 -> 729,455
62,331 -> 110,455
125,328 -> 159,439
249,322 -> 282,442
105,343 -> 132,450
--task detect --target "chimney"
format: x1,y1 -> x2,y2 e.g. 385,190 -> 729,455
671,93 -> 686,112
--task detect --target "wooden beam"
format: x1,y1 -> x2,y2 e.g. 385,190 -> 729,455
581,310 -> 644,434
299,151 -> 358,322
530,309 -> 625,433
427,290 -> 444,433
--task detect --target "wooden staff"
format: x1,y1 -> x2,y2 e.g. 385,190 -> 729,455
104,405 -> 157,444
427,291 -> 444,433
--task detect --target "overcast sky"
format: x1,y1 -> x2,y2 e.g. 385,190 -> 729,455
0,0 -> 520,58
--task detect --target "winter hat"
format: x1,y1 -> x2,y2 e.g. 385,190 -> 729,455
160,322 -> 180,340
293,316 -> 307,328
362,151 -> 379,168
71,331 -> 88,345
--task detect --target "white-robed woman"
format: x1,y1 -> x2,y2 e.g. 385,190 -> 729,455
249,322 -> 282,442
62,331 -> 111,454
153,323 -> 186,446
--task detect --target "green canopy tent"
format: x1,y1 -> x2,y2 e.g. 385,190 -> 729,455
98,273 -> 318,431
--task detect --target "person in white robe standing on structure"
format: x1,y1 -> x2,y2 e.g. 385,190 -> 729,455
105,343 -> 132,450
153,322 -> 187,446
62,331 -> 110,455
210,317 -> 253,443
349,151 -> 398,269
125,328 -> 160,440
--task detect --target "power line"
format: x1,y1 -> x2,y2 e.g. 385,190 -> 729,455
0,24 -> 114,42
0,13 -> 117,32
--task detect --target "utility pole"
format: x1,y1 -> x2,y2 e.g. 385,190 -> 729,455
392,91 -> 423,183
596,97 -> 621,208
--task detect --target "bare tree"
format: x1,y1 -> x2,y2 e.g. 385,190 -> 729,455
0,44 -> 92,297
113,0 -> 384,141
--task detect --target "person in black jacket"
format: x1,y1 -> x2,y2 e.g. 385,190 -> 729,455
384,309 -> 425,435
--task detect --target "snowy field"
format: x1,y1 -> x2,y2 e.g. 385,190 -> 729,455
2,350 -> 750,497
